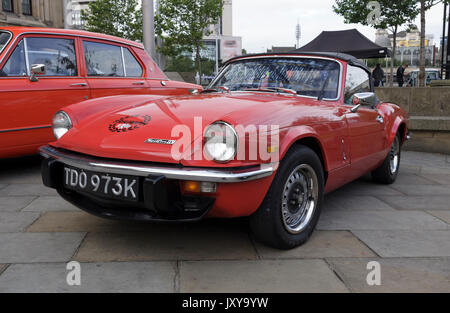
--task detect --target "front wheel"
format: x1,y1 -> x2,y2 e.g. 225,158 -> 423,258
250,145 -> 324,250
372,133 -> 402,184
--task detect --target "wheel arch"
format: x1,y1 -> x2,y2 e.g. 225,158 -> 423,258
390,117 -> 408,147
280,128 -> 329,182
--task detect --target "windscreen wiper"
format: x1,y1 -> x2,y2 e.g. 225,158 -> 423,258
243,87 -> 297,95
201,86 -> 230,94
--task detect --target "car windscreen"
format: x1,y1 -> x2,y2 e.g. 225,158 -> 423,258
0,31 -> 12,54
210,58 -> 341,99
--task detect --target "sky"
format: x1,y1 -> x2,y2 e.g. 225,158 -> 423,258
232,0 -> 447,53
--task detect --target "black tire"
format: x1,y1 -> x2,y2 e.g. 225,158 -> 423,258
249,145 -> 324,250
372,132 -> 402,184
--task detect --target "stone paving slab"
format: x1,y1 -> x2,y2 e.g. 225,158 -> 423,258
0,262 -> 176,293
352,230 -> 450,257
0,196 -> 36,212
392,174 -> 438,185
427,211 -> 450,224
0,184 -> 57,197
324,195 -> 395,211
26,211 -> 159,233
317,209 -> 448,231
419,166 -> 450,175
420,174 -> 450,185
402,151 -> 448,167
0,212 -> 40,233
74,225 -> 256,262
0,184 -> 6,191
399,165 -> 421,175
390,184 -> 450,196
22,196 -> 80,213
328,258 -> 450,293
0,233 -> 85,263
0,265 -> 6,275
332,181 -> 403,196
254,231 -> 376,259
180,260 -> 348,293
377,196 -> 450,210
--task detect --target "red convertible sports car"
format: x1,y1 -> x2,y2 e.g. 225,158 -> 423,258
0,27 -> 199,159
40,52 -> 409,249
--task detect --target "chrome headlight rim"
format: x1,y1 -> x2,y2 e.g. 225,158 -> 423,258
204,121 -> 239,163
52,110 -> 73,140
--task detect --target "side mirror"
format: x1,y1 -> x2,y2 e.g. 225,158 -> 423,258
30,64 -> 46,82
351,92 -> 378,112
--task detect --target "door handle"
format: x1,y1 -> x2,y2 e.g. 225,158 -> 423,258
376,116 -> 384,124
132,81 -> 146,86
70,83 -> 87,87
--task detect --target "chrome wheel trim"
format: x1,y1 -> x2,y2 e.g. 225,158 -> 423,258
281,164 -> 319,234
389,136 -> 400,175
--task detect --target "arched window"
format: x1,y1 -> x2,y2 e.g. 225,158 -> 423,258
2,0 -> 14,12
22,0 -> 32,15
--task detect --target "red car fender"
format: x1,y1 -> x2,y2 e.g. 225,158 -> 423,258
279,125 -> 329,172
389,116 -> 408,147
378,102 -> 409,150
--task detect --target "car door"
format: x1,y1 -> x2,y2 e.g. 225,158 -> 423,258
0,34 -> 89,158
82,40 -> 149,97
343,65 -> 386,176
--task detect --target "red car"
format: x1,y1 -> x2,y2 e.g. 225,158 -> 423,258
40,52 -> 409,249
0,27 -> 199,159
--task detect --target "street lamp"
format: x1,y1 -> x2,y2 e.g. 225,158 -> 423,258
142,0 -> 156,61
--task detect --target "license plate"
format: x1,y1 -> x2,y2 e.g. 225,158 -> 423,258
63,166 -> 139,202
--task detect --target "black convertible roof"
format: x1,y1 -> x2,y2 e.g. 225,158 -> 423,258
225,51 -> 370,72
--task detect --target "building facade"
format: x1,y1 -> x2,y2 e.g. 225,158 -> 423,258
203,0 -> 242,63
375,29 -> 437,66
0,0 -> 64,27
64,0 -> 94,29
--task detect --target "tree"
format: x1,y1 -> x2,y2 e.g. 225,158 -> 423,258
155,0 -> 224,76
81,0 -> 142,42
418,0 -> 450,86
333,0 -> 419,87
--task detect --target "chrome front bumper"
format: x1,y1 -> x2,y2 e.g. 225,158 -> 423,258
39,146 -> 276,183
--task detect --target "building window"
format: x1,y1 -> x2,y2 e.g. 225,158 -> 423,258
22,0 -> 32,15
2,0 -> 14,12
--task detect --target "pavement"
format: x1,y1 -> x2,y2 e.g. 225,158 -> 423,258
0,151 -> 449,293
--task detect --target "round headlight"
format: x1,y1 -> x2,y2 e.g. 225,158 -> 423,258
52,111 -> 72,140
204,122 -> 238,163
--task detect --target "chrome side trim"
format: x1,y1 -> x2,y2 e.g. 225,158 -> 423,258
0,125 -> 51,133
121,47 -> 127,77
23,37 -> 30,76
0,31 -> 144,66
39,146 -> 276,183
0,30 -> 13,55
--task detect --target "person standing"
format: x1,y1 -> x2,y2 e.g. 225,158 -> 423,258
396,63 -> 408,87
372,64 -> 384,87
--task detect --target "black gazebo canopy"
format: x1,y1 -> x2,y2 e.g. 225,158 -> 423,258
293,29 -> 391,59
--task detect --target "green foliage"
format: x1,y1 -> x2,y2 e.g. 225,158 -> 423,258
165,56 -> 196,72
155,0 -> 224,74
81,0 -> 142,42
333,0 -> 419,32
367,58 -> 402,68
165,56 -> 216,75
